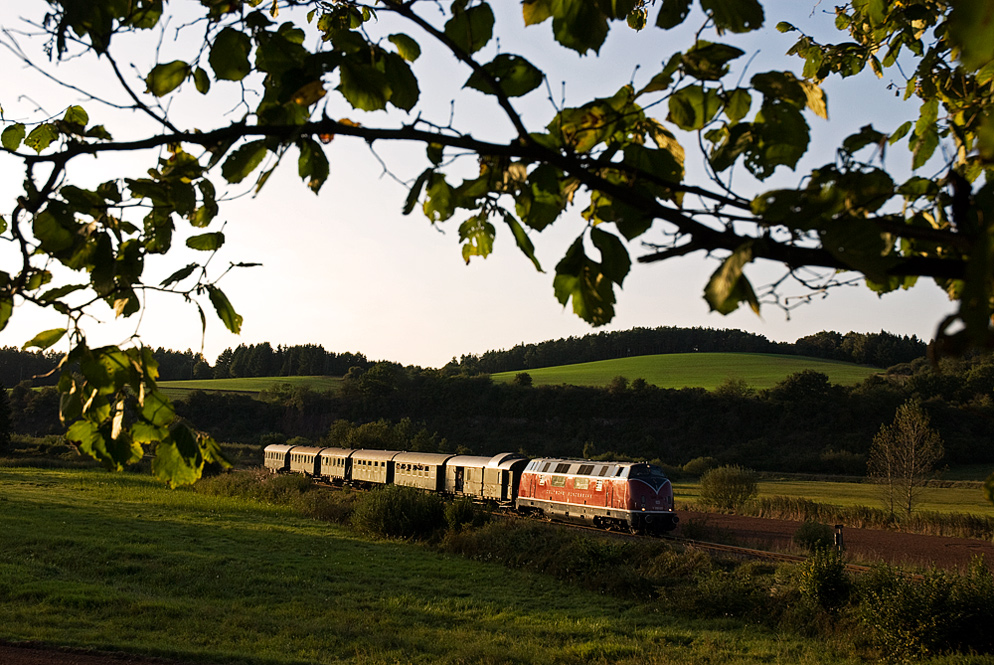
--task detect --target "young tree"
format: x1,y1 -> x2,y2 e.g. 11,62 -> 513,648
0,0 -> 992,484
0,380 -> 11,452
867,398 -> 945,519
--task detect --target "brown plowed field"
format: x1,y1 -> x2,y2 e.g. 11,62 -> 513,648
3,512 -> 992,664
675,510 -> 994,571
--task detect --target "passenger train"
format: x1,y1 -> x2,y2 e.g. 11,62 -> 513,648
264,444 -> 679,532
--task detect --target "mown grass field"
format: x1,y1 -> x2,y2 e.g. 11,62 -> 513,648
0,467 -> 867,665
490,353 -> 879,389
157,375 -> 343,400
673,478 -> 993,516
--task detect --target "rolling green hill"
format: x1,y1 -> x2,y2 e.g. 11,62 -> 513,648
158,375 -> 343,400
490,352 -> 879,390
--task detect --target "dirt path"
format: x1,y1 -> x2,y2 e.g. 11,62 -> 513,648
4,514 -> 993,664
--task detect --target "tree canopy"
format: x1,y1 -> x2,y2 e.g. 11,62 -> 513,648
1,0 -> 993,484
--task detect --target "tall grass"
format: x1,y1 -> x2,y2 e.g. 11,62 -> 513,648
746,495 -> 994,540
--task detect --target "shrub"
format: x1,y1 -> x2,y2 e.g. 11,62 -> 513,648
698,465 -> 758,510
857,561 -> 994,660
350,485 -> 445,540
797,548 -> 850,611
512,372 -> 532,387
444,497 -> 488,531
682,456 -> 718,476
793,520 -> 836,552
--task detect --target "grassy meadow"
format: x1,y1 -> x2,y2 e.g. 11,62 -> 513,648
490,353 -> 879,389
0,466 -> 891,665
157,375 -> 343,400
674,478 -> 993,516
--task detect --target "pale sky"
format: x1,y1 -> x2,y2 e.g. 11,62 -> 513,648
0,1 -> 957,368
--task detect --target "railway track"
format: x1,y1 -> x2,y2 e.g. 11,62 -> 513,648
503,509 -> 885,573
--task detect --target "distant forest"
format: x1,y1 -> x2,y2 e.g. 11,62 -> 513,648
8,349 -> 993,477
0,327 -> 926,389
445,328 -> 926,375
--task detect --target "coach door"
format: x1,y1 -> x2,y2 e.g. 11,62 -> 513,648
455,467 -> 464,493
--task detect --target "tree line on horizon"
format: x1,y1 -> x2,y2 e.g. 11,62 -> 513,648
445,327 -> 926,375
0,326 -> 926,389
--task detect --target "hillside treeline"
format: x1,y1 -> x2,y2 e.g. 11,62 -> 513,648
446,328 -> 926,374
0,342 -> 373,385
10,353 -> 991,476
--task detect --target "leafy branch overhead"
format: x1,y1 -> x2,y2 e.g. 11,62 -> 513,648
1,0 -> 993,484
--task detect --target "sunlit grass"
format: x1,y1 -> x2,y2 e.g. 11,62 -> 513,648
491,352 -> 878,389
158,375 -> 344,400
0,467 -> 855,664
673,478 -> 992,516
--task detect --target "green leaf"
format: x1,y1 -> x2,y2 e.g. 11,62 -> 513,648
186,232 -> 225,251
0,297 -> 11,332
209,28 -> 252,81
682,41 -> 745,81
33,209 -> 76,252
63,105 -> 89,126
141,389 -> 176,428
465,54 -> 543,98
459,214 -> 496,263
152,425 -> 203,487
501,211 -> 542,271
910,125 -> 939,170
297,138 -> 330,193
193,67 -> 211,94
704,242 -> 760,315
700,0 -> 764,33
382,52 -> 420,111
208,285 -> 243,334
655,0 -> 691,29
145,60 -> 190,96
668,85 -> 723,130
403,168 -> 433,215
724,88 -> 752,123
444,3 -> 495,55
2,123 -> 25,150
388,33 -> 421,62
590,227 -> 630,285
221,140 -> 268,184
553,235 -> 617,325
338,58 -> 391,111
889,120 -> 912,145
948,0 -> 994,71
522,0 -> 553,26
549,0 -> 609,55
23,327 -> 67,351
515,164 -> 566,231
160,263 -> 198,288
820,216 -> 896,283
842,125 -> 886,154
24,124 -> 58,153
423,173 -> 455,222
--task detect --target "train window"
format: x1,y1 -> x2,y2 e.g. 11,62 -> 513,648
541,462 -> 551,472
578,464 -> 594,476
555,463 -> 571,474
598,466 -> 609,476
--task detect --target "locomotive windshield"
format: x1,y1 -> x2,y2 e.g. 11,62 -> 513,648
629,464 -> 667,479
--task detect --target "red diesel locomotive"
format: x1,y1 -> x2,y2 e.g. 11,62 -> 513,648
516,457 -> 678,532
